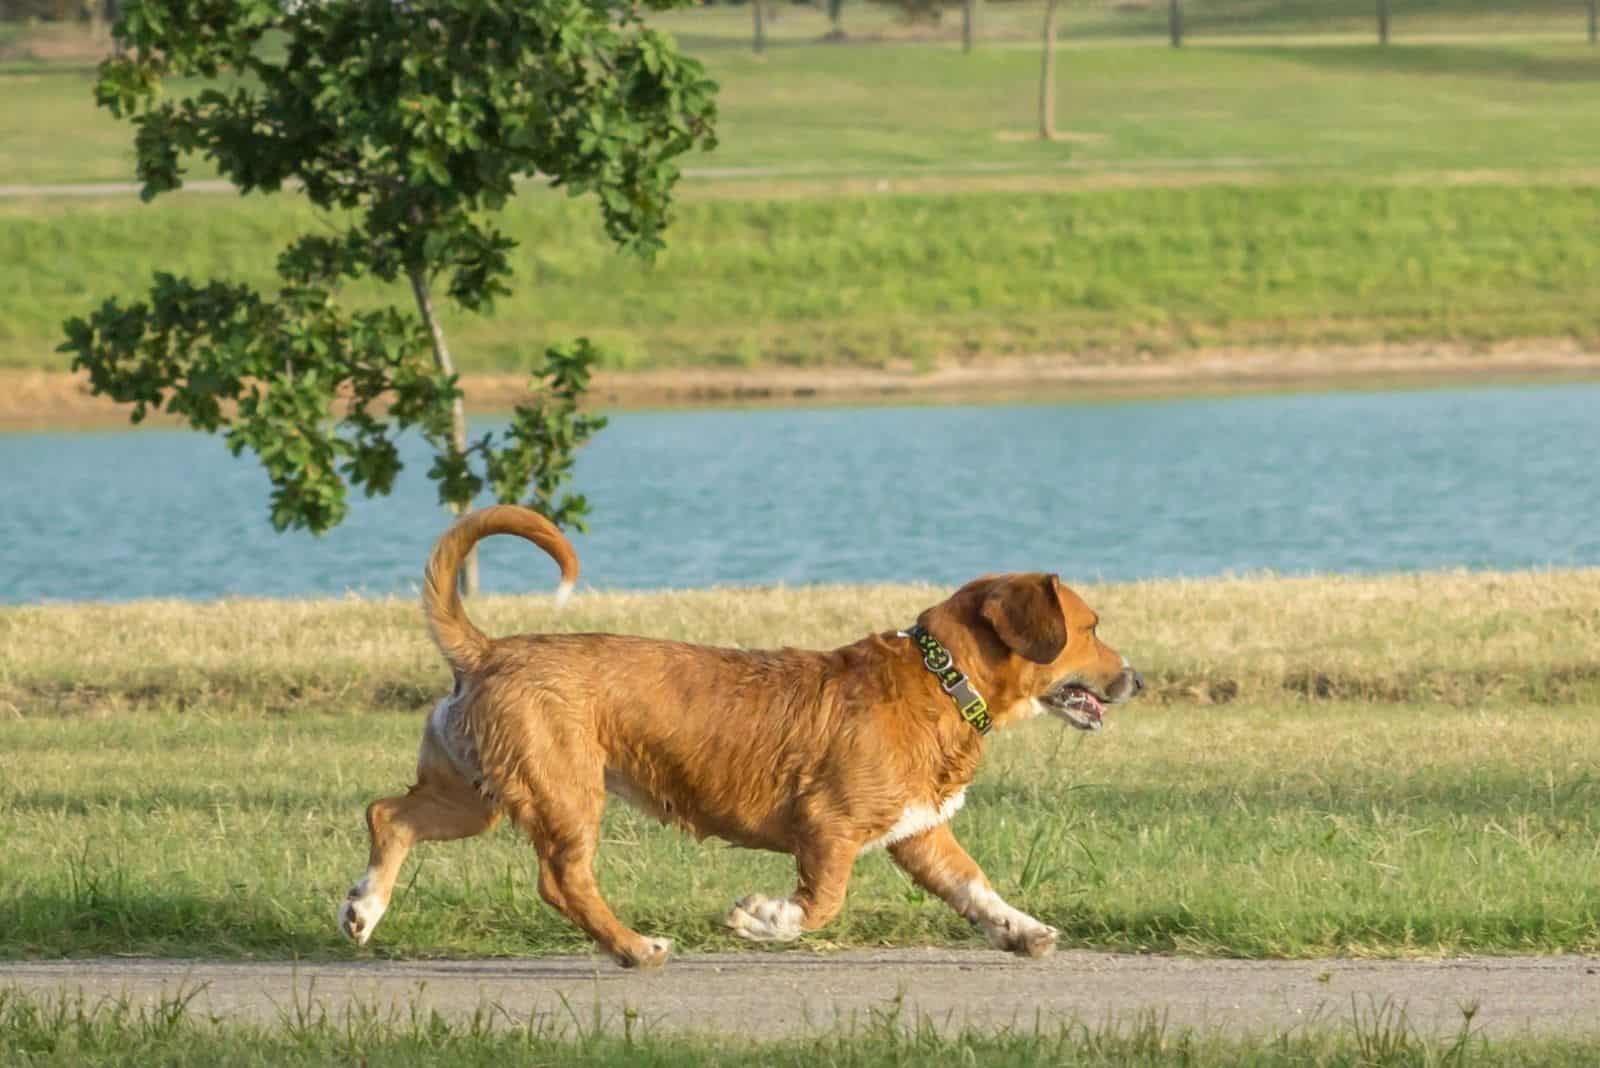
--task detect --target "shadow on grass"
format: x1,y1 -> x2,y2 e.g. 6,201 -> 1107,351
1233,42 -> 1600,83
1070,0 -> 1596,39
0,887 -> 332,958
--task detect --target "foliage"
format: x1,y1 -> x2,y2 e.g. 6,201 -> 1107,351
59,0 -> 717,534
466,338 -> 609,533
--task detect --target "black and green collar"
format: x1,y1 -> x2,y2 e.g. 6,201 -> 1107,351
899,624 -> 992,735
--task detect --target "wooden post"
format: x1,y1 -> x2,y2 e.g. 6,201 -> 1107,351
1038,0 -> 1060,141
1168,0 -> 1182,47
1377,0 -> 1389,45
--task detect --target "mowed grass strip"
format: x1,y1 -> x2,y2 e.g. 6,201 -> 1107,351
5,183 -> 1600,371
9,36 -> 1600,186
2,987 -> 1598,1068
2,701 -> 1596,960
1,571 -> 1598,960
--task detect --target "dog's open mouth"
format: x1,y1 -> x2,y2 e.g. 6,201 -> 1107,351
1040,684 -> 1107,731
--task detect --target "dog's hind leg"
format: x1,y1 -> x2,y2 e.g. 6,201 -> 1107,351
888,823 -> 1056,958
514,772 -> 672,970
724,835 -> 859,944
338,733 -> 500,946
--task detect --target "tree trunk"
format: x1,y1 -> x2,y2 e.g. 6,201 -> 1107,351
1589,0 -> 1597,45
409,268 -> 480,598
107,0 -> 125,57
961,0 -> 977,53
753,0 -> 765,54
1376,0 -> 1389,45
1168,0 -> 1182,47
1038,0 -> 1060,141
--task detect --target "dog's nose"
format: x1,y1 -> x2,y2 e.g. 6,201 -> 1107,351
1114,657 -> 1145,700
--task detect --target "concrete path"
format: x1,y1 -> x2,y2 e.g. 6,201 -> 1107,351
4,951 -> 1597,1038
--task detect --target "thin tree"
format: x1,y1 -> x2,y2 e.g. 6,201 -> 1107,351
1377,0 -> 1390,44
753,0 -> 766,53
1168,0 -> 1182,47
962,0 -> 979,53
825,0 -> 846,38
1589,0 -> 1596,46
63,0 -> 718,595
1039,0 -> 1062,141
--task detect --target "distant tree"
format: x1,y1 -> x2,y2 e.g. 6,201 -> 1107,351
825,0 -> 846,38
62,0 -> 718,595
961,0 -> 978,52
753,0 -> 766,53
1589,0 -> 1596,46
1377,0 -> 1390,44
1038,0 -> 1061,140
1168,0 -> 1182,47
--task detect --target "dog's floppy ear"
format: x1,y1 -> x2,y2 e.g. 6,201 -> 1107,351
980,574 -> 1068,664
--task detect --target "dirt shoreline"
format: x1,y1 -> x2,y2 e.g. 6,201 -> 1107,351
6,340 -> 1600,430
3,951 -> 1597,1038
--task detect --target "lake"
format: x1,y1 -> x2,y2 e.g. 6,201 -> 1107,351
2,383 -> 1597,604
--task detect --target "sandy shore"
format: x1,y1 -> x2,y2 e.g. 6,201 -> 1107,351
6,340 -> 1600,431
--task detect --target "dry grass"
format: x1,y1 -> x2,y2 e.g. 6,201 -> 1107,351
4,570 -> 1597,718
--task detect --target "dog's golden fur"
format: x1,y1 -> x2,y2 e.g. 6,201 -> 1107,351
340,505 -> 1142,967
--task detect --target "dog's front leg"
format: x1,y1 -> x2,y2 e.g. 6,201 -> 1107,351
889,824 -> 1057,958
725,836 -> 858,944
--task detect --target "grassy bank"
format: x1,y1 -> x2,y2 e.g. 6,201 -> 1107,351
8,34 -> 1600,186
3,988 -> 1597,1068
2,572 -> 1598,960
8,36 -> 1600,372
7,183 -> 1600,372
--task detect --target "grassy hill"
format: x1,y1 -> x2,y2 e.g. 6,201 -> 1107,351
4,14 -> 1600,373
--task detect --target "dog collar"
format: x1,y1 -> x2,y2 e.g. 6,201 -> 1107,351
899,625 -> 992,735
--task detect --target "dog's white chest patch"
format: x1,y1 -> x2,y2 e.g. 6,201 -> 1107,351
862,789 -> 967,852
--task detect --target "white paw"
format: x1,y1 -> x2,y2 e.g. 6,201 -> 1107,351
723,894 -> 805,943
984,914 -> 1058,959
625,935 -> 673,970
338,882 -> 388,946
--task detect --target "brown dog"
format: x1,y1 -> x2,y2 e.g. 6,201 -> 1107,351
339,505 -> 1143,967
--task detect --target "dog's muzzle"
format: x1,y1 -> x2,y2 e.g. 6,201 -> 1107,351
1040,660 -> 1145,732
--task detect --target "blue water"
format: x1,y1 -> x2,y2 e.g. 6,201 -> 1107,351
2,383 -> 1597,604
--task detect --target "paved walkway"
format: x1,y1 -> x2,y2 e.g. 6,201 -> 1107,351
4,951 -> 1597,1037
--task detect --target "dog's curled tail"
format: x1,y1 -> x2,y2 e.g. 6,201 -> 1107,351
422,504 -> 580,673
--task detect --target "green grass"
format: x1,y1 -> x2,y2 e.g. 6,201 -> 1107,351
5,702 -> 1598,960
2,573 -> 1598,961
6,182 -> 1600,371
4,987 -> 1597,1068
8,34 -> 1600,370
652,0 -> 1600,47
9,39 -> 1600,186
4,987 -> 1599,1068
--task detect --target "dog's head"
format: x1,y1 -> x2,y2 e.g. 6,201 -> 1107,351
919,573 -> 1143,731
